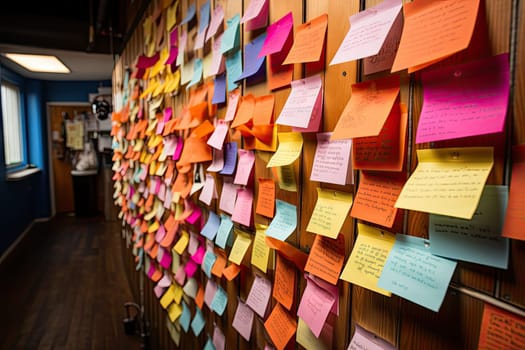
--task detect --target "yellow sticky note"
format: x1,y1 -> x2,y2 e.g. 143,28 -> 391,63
167,302 -> 182,322
276,164 -> 297,192
306,188 -> 353,239
296,318 -> 331,350
147,220 -> 160,233
173,283 -> 184,304
251,225 -> 271,273
395,147 -> 493,219
340,223 -> 395,296
174,230 -> 189,255
229,230 -> 252,265
166,0 -> 179,30
160,284 -> 176,309
267,132 -> 303,168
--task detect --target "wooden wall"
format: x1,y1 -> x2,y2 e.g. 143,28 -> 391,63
113,0 -> 525,349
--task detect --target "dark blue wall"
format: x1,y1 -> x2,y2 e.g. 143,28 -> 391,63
43,80 -> 111,102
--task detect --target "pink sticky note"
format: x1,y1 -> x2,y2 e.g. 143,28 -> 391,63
416,53 -> 510,143
155,224 -> 166,243
204,279 -> 218,308
246,275 -> 272,318
233,150 -> 255,185
175,265 -> 186,285
231,188 -> 253,227
292,84 -> 323,133
206,4 -> 225,42
154,285 -> 166,298
147,263 -> 157,279
207,120 -> 230,150
297,275 -> 336,337
348,324 -> 397,350
185,206 -> 203,226
158,183 -> 166,201
276,74 -> 323,128
194,28 -> 207,50
219,178 -> 239,215
241,0 -> 268,31
164,189 -> 173,209
225,89 -> 241,122
207,149 -> 225,172
157,273 -> 172,288
188,232 -> 200,255
310,132 -> 353,185
209,34 -> 226,76
232,299 -> 255,341
170,27 -> 178,47
176,28 -> 187,67
184,260 -> 198,278
199,174 -> 218,205
160,248 -> 173,269
259,12 -> 293,57
191,246 -> 206,264
213,326 -> 226,350
173,137 -> 184,160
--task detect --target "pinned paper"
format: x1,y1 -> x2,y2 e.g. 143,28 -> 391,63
267,132 -> 303,168
206,4 -> 224,41
297,275 -> 336,338
207,120 -> 229,150
264,303 -> 297,350
219,177 -> 239,215
237,33 -> 267,82
199,174 -> 218,206
306,188 -> 353,239
391,0 -> 480,72
340,223 -> 395,296
350,171 -> 405,228
229,231 -> 252,265
221,14 -> 241,54
378,234 -> 457,312
265,200 -> 297,241
305,233 -> 345,285
201,211 -> 220,240
252,225 -> 271,273
215,214 -> 234,249
297,318 -> 332,350
241,0 -> 268,31
478,303 -> 525,350
429,185 -> 509,269
256,178 -> 275,218
330,0 -> 402,65
226,49 -> 242,91
331,75 -> 400,140
395,147 -> 494,219
190,307 -> 205,336
211,285 -> 228,316
246,274 -> 272,318
310,132 -> 353,185
274,254 -> 295,310
416,54 -> 510,143
234,150 -> 255,185
283,13 -> 328,65
232,188 -> 253,227
503,145 -> 525,240
348,324 -> 397,350
259,12 -> 293,57
276,75 -> 323,129
232,299 -> 255,341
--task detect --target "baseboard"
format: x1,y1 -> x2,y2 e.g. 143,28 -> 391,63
0,216 -> 53,266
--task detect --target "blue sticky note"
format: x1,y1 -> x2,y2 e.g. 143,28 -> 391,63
237,32 -> 267,82
204,337 -> 216,350
429,185 -> 509,269
225,50 -> 242,92
212,73 -> 227,104
219,142 -> 237,175
215,214 -> 234,249
180,301 -> 192,332
191,307 -> 206,336
220,14 -> 241,54
187,58 -> 203,89
181,2 -> 196,25
201,211 -> 221,240
210,286 -> 228,316
265,200 -> 297,241
202,250 -> 217,278
199,1 -> 211,33
377,234 -> 457,312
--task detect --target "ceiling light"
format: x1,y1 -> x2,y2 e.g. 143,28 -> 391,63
4,53 -> 70,73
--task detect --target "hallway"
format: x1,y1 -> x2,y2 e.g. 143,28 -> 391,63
0,215 -> 141,349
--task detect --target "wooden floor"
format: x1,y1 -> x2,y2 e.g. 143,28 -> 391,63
0,214 -> 141,350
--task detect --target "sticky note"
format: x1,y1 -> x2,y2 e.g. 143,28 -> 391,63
207,120 -> 229,150
391,0 -> 480,72
276,165 -> 297,192
232,188 -> 253,227
305,233 -> 345,285
416,54 -> 510,143
378,234 -> 457,312
198,1 -> 210,33
220,142 -> 238,175
332,75 -> 400,140
211,74 -> 227,104
350,171 -> 405,228
267,132 -> 303,168
395,147 -> 494,219
223,262 -> 241,281
340,223 -> 395,296
251,225 -> 271,273
478,303 -> 525,350
203,337 -> 215,350
306,188 -> 353,239
199,174 -> 218,206
219,177 -> 239,215
211,250 -> 227,278
204,279 -> 217,309
207,148 -> 225,172
213,325 -> 226,350
283,13 -> 328,64
264,303 -> 297,350
167,303 -> 182,323
181,60 -> 194,86
190,307 -> 205,336
232,94 -> 255,128
256,178 -> 275,218
241,0 -> 268,31
211,285 -> 228,316
180,2 -> 196,25
273,254 -> 295,310
310,132 -> 353,185
215,214 -> 234,249
429,185 -> 509,269
206,4 -> 224,41
179,301 -> 191,332
225,49 -> 242,91
246,275 -> 272,318
503,145 -> 525,241
259,12 -> 293,57
297,275 -> 336,337
202,250 -> 217,278
234,150 -> 255,185
160,284 -> 176,309
348,324 -> 397,350
330,0 -> 402,65
297,318 -> 332,350
232,299 -> 255,341
201,211 -> 220,240
174,230 -> 189,254
187,58 -> 203,89
229,231 -> 252,265
221,14 -> 241,54
183,277 -> 198,299
209,34 -> 226,76
237,33 -> 267,82
265,200 -> 297,241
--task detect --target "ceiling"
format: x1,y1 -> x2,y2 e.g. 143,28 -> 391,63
0,0 -> 148,81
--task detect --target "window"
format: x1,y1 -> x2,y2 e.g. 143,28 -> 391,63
1,81 -> 24,167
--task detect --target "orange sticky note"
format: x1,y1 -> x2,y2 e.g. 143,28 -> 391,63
212,250 -> 227,278
304,233 -> 345,285
268,53 -> 294,91
192,119 -> 215,139
273,254 -> 296,311
265,237 -> 308,271
177,134 -> 212,165
478,303 -> 525,350
195,284 -> 205,310
332,75 -> 400,140
253,94 -> 275,125
264,303 -> 297,350
391,0 -> 480,73
223,263 -> 241,281
256,178 -> 275,218
283,13 -> 328,65
352,102 -> 407,171
232,94 -> 255,128
502,145 -> 525,240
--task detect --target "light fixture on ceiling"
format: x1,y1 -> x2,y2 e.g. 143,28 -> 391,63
4,53 -> 70,73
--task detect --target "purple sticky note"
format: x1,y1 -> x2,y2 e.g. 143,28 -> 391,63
199,1 -> 211,33
258,12 -> 293,58
212,73 -> 227,104
237,32 -> 267,83
201,211 -> 221,240
220,142 -> 238,175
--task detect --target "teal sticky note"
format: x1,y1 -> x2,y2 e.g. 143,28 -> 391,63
201,211 -> 221,240
225,50 -> 242,92
265,200 -> 297,241
429,185 -> 509,269
204,337 -> 216,350
215,214 -> 234,249
210,285 -> 228,316
191,307 -> 206,336
202,250 -> 217,278
187,58 -> 203,89
179,301 -> 192,332
377,234 -> 457,312
220,14 -> 240,54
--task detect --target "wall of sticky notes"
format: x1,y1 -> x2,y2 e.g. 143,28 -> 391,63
112,0 -> 525,349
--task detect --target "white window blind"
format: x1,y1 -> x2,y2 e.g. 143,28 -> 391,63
1,81 -> 23,166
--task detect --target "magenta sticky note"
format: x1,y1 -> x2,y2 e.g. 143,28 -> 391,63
160,248 -> 173,269
297,275 -> 336,338
191,246 -> 206,265
259,12 -> 293,57
184,259 -> 198,278
175,265 -> 186,285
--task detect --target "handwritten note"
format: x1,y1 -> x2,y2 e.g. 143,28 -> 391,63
330,0 -> 402,65
429,185 -> 509,269
265,200 -> 297,241
311,132 -> 353,185
232,188 -> 253,227
347,324 -> 397,350
283,13 -> 328,64
234,150 -> 255,185
395,147 -> 494,219
378,234 -> 457,312
246,274 -> 272,317
307,188 -> 353,239
274,254 -> 295,310
256,178 -> 275,217
264,303 -> 297,350
350,171 -> 405,228
229,231 -> 252,265
209,34 -> 226,76
297,275 -> 336,337
416,54 -> 510,143
219,177 -> 239,215
211,285 -> 228,316
232,299 -> 255,341
252,225 -> 271,273
478,303 -> 525,350
503,145 -> 525,240
267,132 -> 303,168
215,214 -> 234,249
199,174 -> 218,206
340,223 -> 395,296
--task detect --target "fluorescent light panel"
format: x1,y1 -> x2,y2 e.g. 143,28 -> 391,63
4,53 -> 70,73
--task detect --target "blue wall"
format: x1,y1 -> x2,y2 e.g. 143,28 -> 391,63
0,65 -> 110,256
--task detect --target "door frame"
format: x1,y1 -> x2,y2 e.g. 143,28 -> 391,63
46,102 -> 91,217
